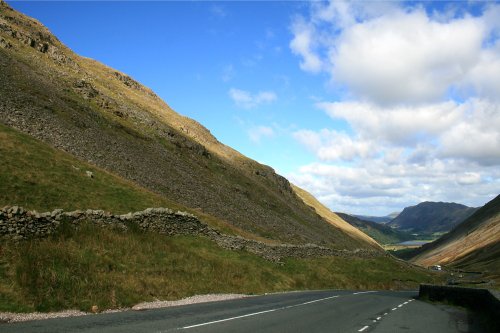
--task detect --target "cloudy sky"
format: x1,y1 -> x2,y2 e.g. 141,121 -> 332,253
11,1 -> 500,215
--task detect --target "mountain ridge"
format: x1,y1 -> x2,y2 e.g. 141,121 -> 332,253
337,213 -> 415,245
388,201 -> 478,234
410,195 -> 500,277
0,1 -> 379,250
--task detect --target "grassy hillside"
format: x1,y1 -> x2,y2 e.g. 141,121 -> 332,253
0,0 -> 375,250
411,195 -> 500,279
292,185 -> 381,249
0,123 -> 174,213
0,224 -> 440,313
337,213 -> 414,245
0,123 -> 275,239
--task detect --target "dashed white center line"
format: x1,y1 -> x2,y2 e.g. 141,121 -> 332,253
353,291 -> 376,295
356,297 -> 414,332
182,295 -> 339,329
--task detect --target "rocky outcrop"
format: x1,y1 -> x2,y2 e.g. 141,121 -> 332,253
0,2 -> 75,66
0,206 -> 383,262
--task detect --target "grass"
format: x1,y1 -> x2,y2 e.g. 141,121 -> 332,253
0,223 -> 441,313
0,122 -> 174,213
0,123 -> 264,239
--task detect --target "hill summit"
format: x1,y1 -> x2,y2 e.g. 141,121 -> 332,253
388,201 -> 478,234
0,1 -> 378,251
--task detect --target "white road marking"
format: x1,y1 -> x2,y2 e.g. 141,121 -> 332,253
383,313 -> 388,315
392,308 -> 397,311
398,304 -> 403,307
373,320 -> 377,323
353,291 -> 376,295
182,309 -> 278,329
359,325 -> 370,332
404,301 -> 408,305
182,295 -> 339,329
376,316 -> 381,320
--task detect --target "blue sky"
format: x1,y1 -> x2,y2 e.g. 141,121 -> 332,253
9,1 -> 500,215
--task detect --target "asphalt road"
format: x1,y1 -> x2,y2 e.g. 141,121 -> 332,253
2,290 -> 474,333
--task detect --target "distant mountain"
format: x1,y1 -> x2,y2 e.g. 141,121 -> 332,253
387,212 -> 400,219
352,214 -> 394,224
411,195 -> 500,279
337,213 -> 414,245
388,202 -> 478,234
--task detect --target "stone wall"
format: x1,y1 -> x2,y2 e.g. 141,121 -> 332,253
0,206 -> 382,262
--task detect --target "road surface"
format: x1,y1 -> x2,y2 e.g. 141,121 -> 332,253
2,290 -> 474,332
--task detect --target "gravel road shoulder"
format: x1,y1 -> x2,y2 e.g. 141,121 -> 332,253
0,293 -> 248,323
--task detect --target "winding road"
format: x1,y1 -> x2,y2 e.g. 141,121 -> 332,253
2,290 -> 472,332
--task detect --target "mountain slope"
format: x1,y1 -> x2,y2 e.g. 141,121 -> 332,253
337,213 -> 414,245
388,201 -> 478,234
410,195 -> 500,275
0,1 -> 378,250
291,186 -> 381,249
352,214 -> 395,224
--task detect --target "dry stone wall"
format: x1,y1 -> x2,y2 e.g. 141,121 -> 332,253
0,206 -> 383,262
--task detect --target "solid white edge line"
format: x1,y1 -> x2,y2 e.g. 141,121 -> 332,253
182,295 -> 339,329
359,325 -> 370,332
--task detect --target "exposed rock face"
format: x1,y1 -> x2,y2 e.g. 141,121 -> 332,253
0,2 -> 75,66
0,206 -> 383,262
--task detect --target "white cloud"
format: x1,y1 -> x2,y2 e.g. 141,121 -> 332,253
288,159 -> 499,216
287,2 -> 500,214
248,126 -> 275,143
461,41 -> 500,101
291,1 -> 499,105
317,101 -> 462,146
293,129 -> 376,161
289,17 -> 322,73
456,172 -> 482,186
228,88 -> 277,109
331,10 -> 484,105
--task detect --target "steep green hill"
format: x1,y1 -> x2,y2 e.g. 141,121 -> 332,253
0,1 -> 376,250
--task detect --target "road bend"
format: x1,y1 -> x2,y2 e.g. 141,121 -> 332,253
2,290 -> 472,333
